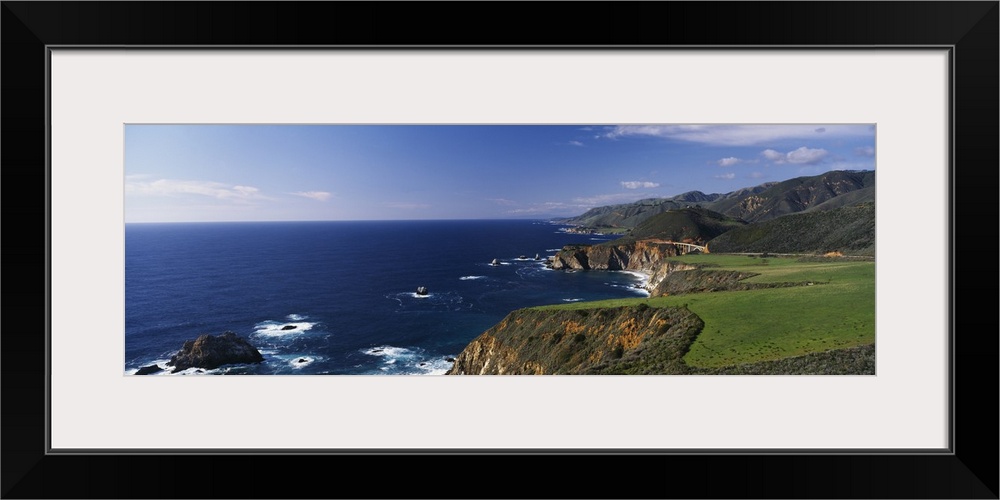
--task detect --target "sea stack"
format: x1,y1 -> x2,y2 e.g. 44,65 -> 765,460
491,258 -> 500,266
416,286 -> 429,296
167,331 -> 264,373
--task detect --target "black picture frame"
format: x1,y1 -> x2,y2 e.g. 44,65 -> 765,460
3,2 -> 997,498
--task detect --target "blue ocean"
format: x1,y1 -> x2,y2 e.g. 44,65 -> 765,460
125,220 -> 648,375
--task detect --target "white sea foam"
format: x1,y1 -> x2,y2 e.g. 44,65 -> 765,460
362,345 -> 455,375
285,355 -> 317,369
126,358 -> 173,375
388,291 -> 465,309
609,282 -> 652,297
253,320 -> 317,337
286,314 -> 307,321
562,298 -> 584,302
546,248 -> 561,252
364,345 -> 415,358
415,357 -> 454,375
614,270 -> 651,289
172,367 -> 223,375
459,275 -> 485,280
129,355 -> 259,375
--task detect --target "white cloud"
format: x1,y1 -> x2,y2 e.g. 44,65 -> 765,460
233,185 -> 259,196
854,146 -> 875,157
717,157 -> 741,167
714,173 -> 736,180
568,140 -> 584,147
292,191 -> 332,201
761,149 -> 786,162
785,147 -> 829,164
620,181 -> 660,189
125,178 -> 270,202
603,124 -> 872,146
760,147 -> 829,165
749,172 -> 765,179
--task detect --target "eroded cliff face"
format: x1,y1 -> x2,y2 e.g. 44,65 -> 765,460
446,305 -> 703,375
549,240 -> 697,293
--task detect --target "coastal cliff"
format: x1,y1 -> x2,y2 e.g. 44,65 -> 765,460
447,242 -> 836,375
446,304 -> 704,375
549,240 -> 698,293
445,304 -> 874,376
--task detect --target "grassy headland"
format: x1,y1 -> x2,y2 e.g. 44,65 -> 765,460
534,254 -> 875,369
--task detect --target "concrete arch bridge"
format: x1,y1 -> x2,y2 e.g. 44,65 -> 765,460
646,240 -> 709,254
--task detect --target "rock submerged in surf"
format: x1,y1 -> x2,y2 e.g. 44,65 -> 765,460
167,331 -> 264,373
135,364 -> 163,375
281,325 -> 296,331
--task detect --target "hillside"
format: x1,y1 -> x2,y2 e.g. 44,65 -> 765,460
557,184 -> 774,229
705,202 -> 875,255
447,304 -> 705,375
556,170 -> 874,229
449,255 -> 875,375
617,207 -> 746,244
707,170 -> 875,223
447,299 -> 875,375
802,185 -> 875,213
557,197 -> 693,229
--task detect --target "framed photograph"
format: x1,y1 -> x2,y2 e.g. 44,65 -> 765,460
4,2 -> 996,498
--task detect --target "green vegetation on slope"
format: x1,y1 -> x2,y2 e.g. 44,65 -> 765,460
706,170 -> 875,223
611,207 -> 746,245
534,255 -> 875,369
706,202 -> 875,256
802,185 -> 875,213
557,170 -> 874,230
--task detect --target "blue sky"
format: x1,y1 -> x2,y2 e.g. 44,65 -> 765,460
125,124 -> 876,222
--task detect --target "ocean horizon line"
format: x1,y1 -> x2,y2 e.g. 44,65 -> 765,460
124,217 -> 571,225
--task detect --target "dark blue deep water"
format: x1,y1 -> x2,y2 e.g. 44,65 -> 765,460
125,220 -> 647,375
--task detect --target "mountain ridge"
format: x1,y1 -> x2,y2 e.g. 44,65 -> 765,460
556,170 -> 873,228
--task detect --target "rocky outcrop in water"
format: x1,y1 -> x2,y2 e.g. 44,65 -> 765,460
135,364 -> 164,375
167,331 -> 264,373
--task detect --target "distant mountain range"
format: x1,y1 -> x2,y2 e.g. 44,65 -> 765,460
555,170 -> 875,255
557,170 -> 875,228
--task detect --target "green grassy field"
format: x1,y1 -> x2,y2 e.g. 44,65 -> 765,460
534,254 -> 875,368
